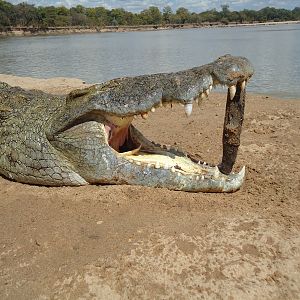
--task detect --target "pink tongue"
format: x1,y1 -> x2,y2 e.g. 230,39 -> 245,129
109,125 -> 129,152
105,125 -> 112,137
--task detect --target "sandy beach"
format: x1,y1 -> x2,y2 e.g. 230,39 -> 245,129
0,75 -> 299,299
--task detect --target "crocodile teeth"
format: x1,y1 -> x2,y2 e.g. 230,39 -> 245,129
213,166 -> 220,179
209,85 -> 213,91
241,80 -> 246,91
155,162 -> 160,169
151,107 -> 156,113
120,145 -> 141,157
229,85 -> 237,100
141,112 -> 148,119
205,89 -> 210,96
184,103 -> 193,117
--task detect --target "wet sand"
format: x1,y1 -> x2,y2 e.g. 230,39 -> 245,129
0,75 -> 299,299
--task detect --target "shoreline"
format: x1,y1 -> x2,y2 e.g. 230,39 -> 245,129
1,20 -> 299,37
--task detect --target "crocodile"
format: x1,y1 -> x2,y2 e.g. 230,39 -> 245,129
0,55 -> 254,192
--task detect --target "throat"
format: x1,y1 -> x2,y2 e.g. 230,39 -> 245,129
106,124 -> 131,152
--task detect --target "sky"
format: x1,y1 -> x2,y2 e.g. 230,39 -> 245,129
7,0 -> 300,12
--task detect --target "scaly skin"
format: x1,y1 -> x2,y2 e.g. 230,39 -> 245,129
0,55 -> 254,192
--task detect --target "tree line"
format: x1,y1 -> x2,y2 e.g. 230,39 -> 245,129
0,1 -> 300,29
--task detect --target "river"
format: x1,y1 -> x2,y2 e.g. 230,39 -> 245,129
0,24 -> 299,99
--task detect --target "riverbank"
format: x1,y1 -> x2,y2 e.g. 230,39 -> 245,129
1,20 -> 299,37
1,75 -> 299,299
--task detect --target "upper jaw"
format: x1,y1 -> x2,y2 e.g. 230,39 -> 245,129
66,55 -> 254,118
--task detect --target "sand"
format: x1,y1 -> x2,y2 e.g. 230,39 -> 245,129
0,75 -> 299,299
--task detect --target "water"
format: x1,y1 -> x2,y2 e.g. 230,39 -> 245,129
0,24 -> 300,99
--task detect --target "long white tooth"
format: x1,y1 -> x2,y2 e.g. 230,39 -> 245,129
239,166 -> 246,177
184,103 -> 193,117
195,97 -> 199,105
171,166 -> 176,173
119,145 -> 142,157
155,162 -> 160,169
209,84 -> 213,91
241,80 -> 246,91
213,166 -> 220,179
229,85 -> 237,100
205,89 -> 210,96
159,102 -> 163,107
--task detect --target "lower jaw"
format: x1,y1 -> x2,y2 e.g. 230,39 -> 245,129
103,125 -> 245,193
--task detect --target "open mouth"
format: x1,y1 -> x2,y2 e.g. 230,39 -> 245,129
102,80 -> 246,191
51,54 -> 254,191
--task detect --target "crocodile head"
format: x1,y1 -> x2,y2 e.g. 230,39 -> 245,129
0,55 -> 254,192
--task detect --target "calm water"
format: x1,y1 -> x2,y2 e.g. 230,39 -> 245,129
0,24 -> 300,99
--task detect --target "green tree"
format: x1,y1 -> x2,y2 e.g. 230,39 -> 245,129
176,7 -> 190,23
199,9 -> 220,23
221,4 -> 230,14
292,7 -> 300,20
140,6 -> 162,25
110,8 -> 127,25
15,2 -> 39,26
93,6 -> 110,26
163,6 -> 172,23
70,5 -> 87,26
0,0 -> 15,27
